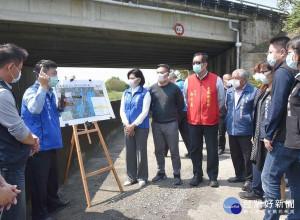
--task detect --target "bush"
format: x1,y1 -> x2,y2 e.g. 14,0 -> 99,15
105,77 -> 127,92
108,91 -> 123,101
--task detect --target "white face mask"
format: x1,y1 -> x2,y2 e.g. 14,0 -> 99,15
260,74 -> 273,85
157,72 -> 168,83
225,80 -> 232,87
127,78 -> 139,89
254,73 -> 262,82
9,65 -> 22,83
232,80 -> 241,89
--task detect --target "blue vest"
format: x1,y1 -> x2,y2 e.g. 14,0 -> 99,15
124,86 -> 149,128
0,81 -> 29,168
21,84 -> 63,151
175,79 -> 187,112
225,83 -> 258,136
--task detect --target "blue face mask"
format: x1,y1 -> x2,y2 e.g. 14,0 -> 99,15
267,53 -> 277,67
48,76 -> 59,87
193,64 -> 202,73
286,53 -> 298,70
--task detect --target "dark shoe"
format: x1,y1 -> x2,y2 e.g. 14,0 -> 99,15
228,177 -> 244,183
218,149 -> 224,155
184,153 -> 191,158
189,173 -> 203,186
242,181 -> 252,192
48,200 -> 71,214
152,173 -> 167,182
209,180 -> 219,188
173,174 -> 183,185
239,191 -> 264,200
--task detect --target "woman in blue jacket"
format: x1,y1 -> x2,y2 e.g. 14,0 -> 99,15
120,69 -> 151,187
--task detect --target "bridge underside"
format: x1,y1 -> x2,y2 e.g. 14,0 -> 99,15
0,21 -> 235,70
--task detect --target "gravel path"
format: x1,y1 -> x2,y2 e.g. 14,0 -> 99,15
53,127 -> 287,220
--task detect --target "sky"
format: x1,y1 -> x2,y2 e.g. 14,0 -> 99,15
57,0 -> 281,86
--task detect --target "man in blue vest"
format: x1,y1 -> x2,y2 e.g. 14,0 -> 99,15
0,43 -> 40,220
225,69 -> 258,192
22,60 -> 70,220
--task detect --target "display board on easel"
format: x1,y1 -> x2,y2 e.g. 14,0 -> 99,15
53,80 -> 123,207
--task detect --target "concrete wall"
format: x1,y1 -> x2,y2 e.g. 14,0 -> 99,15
0,0 -> 236,42
240,17 -> 283,75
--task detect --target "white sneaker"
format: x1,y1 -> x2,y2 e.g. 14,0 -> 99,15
124,180 -> 132,186
139,180 -> 146,187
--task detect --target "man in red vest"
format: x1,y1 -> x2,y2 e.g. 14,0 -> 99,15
184,52 -> 225,187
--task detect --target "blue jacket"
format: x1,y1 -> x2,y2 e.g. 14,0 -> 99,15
175,79 -> 187,112
124,86 -> 149,128
21,84 -> 63,151
225,83 -> 258,136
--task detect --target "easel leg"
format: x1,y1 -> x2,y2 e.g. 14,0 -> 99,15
64,135 -> 75,183
94,122 -> 124,193
73,125 -> 92,207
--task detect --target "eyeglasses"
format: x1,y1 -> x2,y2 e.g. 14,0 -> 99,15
192,61 -> 203,65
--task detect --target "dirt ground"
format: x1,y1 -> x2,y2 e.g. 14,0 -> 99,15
53,127 -> 288,220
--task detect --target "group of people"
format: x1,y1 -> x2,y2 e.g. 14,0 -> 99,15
0,44 -> 70,220
0,34 -> 299,220
121,35 -> 300,220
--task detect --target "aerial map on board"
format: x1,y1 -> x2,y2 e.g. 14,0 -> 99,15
53,80 -> 115,127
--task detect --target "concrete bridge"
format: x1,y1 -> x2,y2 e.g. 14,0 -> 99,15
0,0 -> 285,75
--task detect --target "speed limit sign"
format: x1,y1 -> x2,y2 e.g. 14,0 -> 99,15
174,23 -> 184,36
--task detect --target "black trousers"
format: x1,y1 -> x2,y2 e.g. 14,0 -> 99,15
165,111 -> 191,155
188,123 -> 219,181
218,117 -> 227,151
228,135 -> 253,182
28,149 -> 61,220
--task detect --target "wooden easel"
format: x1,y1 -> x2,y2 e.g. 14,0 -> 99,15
63,121 -> 123,207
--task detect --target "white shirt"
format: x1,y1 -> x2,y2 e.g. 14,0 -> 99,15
183,72 -> 225,110
234,83 -> 247,108
120,86 -> 151,126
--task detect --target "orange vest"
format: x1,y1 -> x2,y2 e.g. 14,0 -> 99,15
187,73 -> 219,125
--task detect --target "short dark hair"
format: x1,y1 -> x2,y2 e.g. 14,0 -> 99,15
287,35 -> 300,64
270,36 -> 290,51
127,68 -> 145,87
193,52 -> 208,63
0,43 -> 28,68
157,64 -> 170,73
33,60 -> 57,75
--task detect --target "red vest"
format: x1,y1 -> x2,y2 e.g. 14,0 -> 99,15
187,73 -> 219,125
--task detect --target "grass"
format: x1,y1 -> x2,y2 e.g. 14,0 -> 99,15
108,91 -> 123,101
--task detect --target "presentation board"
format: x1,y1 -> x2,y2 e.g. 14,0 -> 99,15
53,80 -> 115,127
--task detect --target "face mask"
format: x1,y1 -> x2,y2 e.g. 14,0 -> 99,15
48,76 -> 59,87
260,74 -> 273,85
267,53 -> 277,67
286,53 -> 298,70
264,70 -> 272,76
9,65 -> 22,83
157,72 -> 168,83
193,64 -> 202,73
232,80 -> 241,89
127,78 -> 139,89
254,73 -> 262,82
225,80 -> 232,87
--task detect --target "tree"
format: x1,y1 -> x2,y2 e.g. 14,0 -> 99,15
177,70 -> 190,80
278,0 -> 300,37
105,77 -> 127,92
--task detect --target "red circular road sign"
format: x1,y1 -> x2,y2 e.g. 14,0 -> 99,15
174,23 -> 184,36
